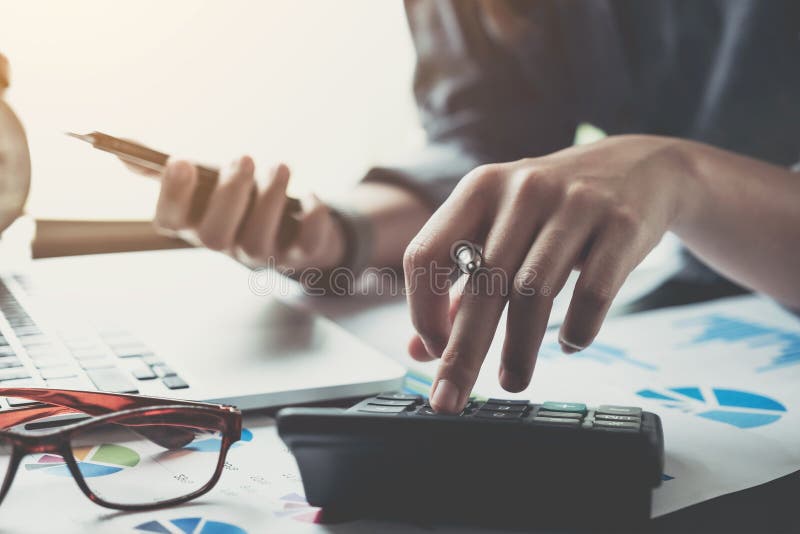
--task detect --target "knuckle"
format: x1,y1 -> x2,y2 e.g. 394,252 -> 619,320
440,347 -> 481,378
403,239 -> 432,273
511,168 -> 549,202
607,205 -> 641,232
564,180 -> 609,210
463,163 -> 502,190
575,284 -> 613,310
512,266 -> 540,299
512,254 -> 558,299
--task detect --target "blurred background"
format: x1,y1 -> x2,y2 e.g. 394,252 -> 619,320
0,0 -> 421,221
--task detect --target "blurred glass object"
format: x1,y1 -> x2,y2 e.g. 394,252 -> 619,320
0,54 -> 32,270
0,52 -> 31,240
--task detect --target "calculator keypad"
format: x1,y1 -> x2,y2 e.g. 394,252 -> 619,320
351,394 -> 644,432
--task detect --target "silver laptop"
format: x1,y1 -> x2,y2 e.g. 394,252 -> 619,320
0,248 -> 405,410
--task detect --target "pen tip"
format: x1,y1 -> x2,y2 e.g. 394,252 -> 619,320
66,131 -> 91,142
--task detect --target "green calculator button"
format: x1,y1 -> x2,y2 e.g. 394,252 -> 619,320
541,401 -> 587,414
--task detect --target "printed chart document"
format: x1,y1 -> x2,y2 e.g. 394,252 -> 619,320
402,295 -> 800,517
1,294 -> 799,532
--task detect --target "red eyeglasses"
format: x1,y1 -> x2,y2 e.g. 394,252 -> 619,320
0,387 -> 242,511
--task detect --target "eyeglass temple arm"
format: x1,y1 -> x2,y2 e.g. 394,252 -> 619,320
0,405 -> 80,429
0,389 -> 208,449
0,388 -> 213,415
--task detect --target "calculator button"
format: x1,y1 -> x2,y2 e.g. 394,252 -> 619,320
531,416 -> 581,426
480,403 -> 526,413
416,406 -> 438,416
541,401 -> 587,415
367,399 -> 416,407
593,420 -> 640,431
595,413 -> 640,423
358,405 -> 408,414
486,398 -> 529,406
596,405 -> 642,417
377,393 -> 423,402
536,410 -> 583,419
474,411 -> 522,421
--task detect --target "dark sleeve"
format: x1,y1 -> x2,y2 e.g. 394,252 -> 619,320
362,0 -> 578,209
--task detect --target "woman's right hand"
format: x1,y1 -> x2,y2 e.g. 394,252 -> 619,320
143,156 -> 346,273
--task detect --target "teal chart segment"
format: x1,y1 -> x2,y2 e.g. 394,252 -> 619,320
637,386 -> 786,429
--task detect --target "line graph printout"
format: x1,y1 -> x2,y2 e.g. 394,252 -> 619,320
679,314 -> 800,372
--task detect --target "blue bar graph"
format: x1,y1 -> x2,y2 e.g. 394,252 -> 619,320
680,315 -> 800,372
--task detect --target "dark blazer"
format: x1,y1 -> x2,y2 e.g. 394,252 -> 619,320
364,0 -> 800,208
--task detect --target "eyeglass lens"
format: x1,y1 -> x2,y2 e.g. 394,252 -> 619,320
66,412 -> 225,506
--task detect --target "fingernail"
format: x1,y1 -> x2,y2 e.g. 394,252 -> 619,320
559,337 -> 584,354
241,156 -> 254,173
431,379 -> 461,413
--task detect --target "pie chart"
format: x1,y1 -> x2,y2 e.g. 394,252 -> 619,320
135,517 -> 246,534
24,444 -> 139,477
637,386 -> 787,429
184,428 -> 253,453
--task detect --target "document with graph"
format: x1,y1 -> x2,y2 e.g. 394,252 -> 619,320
455,294 -> 800,517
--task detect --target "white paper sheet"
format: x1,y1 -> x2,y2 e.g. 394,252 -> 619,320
399,295 -> 800,517
4,295 -> 799,532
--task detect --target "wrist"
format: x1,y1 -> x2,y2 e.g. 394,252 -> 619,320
647,138 -> 708,235
317,213 -> 347,270
671,140 -> 709,235
325,201 -> 374,275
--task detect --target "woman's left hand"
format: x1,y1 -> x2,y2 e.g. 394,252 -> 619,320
404,135 -> 703,413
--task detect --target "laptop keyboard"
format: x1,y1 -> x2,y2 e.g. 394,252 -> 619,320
0,278 -> 189,409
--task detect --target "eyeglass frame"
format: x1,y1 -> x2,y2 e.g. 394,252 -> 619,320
0,387 -> 242,511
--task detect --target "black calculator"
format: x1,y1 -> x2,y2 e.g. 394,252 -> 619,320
277,393 -> 664,528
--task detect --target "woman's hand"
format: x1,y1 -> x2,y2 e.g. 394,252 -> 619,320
404,135 -> 702,413
148,156 -> 345,273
